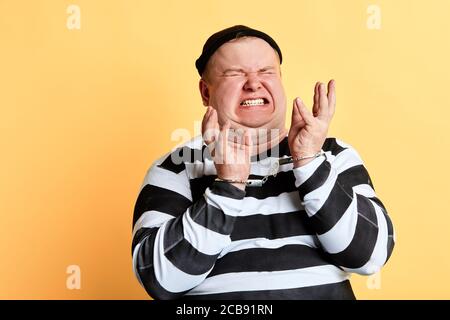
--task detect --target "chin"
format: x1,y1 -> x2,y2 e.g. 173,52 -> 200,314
235,119 -> 273,130
235,106 -> 275,127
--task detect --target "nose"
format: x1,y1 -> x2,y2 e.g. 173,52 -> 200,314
243,73 -> 262,91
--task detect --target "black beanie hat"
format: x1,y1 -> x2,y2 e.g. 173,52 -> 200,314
195,25 -> 283,76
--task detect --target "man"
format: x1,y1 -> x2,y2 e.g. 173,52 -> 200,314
131,25 -> 395,300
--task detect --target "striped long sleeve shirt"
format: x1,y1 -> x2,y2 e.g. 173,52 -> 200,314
131,135 -> 395,300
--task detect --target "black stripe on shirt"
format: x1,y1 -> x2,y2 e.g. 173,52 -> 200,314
369,197 -> 395,262
133,184 -> 192,226
230,211 -> 315,241
209,181 -> 246,199
182,280 -> 356,300
369,197 -> 393,235
368,196 -> 386,213
207,245 -> 330,277
159,136 -> 341,176
190,170 -> 297,201
245,170 -> 297,199
158,146 -> 207,174
158,151 -> 185,174
369,197 -> 395,263
163,217 -> 219,275
189,196 -> 236,235
386,235 -> 395,263
132,227 -> 158,254
298,160 -> 331,201
135,229 -> 189,300
322,137 -> 347,156
308,165 -> 372,235
190,175 -> 216,202
325,195 -> 379,269
250,136 -> 291,162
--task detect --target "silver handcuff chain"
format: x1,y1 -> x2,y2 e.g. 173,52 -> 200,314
246,151 -> 325,187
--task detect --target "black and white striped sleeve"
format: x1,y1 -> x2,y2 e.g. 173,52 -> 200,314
131,150 -> 245,299
293,138 -> 395,275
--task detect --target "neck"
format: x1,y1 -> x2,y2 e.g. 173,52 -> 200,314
250,127 -> 287,156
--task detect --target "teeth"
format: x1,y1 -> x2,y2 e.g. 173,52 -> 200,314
241,98 -> 265,106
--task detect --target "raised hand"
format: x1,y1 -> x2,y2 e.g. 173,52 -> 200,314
202,106 -> 252,190
288,80 -> 336,168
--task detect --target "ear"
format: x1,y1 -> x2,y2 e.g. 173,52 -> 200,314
199,79 -> 210,107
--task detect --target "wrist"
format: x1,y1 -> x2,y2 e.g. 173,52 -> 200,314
215,177 -> 247,190
230,182 -> 246,191
291,150 -> 324,168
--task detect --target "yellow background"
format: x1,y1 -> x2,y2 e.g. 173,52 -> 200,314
1,0 -> 449,299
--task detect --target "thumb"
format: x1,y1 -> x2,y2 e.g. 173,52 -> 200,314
296,98 -> 314,125
291,98 -> 305,129
292,98 -> 303,121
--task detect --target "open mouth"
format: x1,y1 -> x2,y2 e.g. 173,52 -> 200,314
240,98 -> 269,107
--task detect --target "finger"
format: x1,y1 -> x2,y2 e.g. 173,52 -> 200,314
327,79 -> 336,117
204,111 -> 219,160
202,106 -> 214,130
247,128 -> 256,155
215,119 -> 229,164
220,120 -> 231,144
246,129 -> 253,146
239,129 -> 249,150
243,129 -> 253,148
291,98 -> 304,125
201,106 -> 211,134
222,121 -> 231,162
288,109 -> 301,147
234,129 -> 251,164
312,82 -> 320,117
232,128 -> 245,145
221,120 -> 231,138
289,99 -> 305,137
296,98 -> 315,125
203,108 -> 219,145
317,82 -> 329,120
244,129 -> 253,161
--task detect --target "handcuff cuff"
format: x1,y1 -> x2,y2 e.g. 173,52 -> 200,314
215,150 -> 325,187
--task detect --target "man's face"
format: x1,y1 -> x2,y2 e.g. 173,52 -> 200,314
200,37 -> 287,131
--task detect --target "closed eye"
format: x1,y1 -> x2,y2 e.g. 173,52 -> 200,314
222,72 -> 245,77
259,67 -> 276,75
220,67 -> 277,77
221,69 -> 246,77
